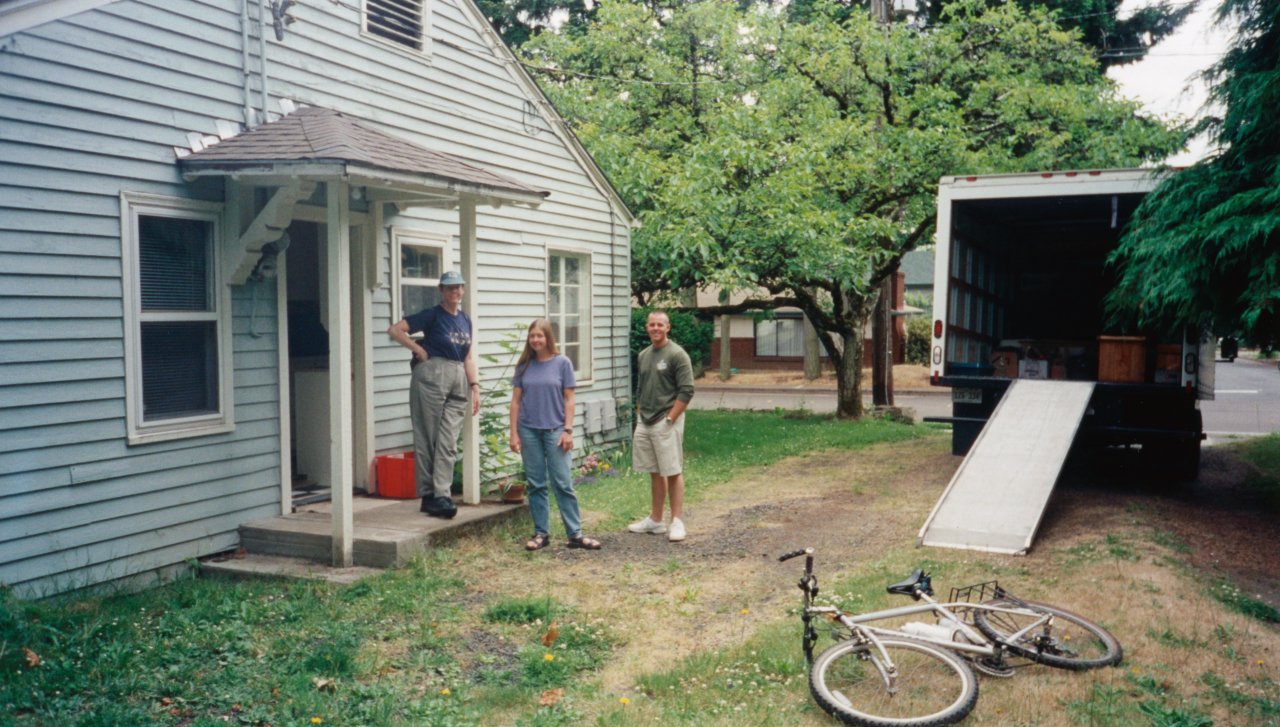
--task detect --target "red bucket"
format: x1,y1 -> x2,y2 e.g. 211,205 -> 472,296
375,452 -> 417,498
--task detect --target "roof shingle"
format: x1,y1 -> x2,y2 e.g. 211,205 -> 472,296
181,106 -> 547,199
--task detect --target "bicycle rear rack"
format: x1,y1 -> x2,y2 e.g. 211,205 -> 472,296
949,580 -> 1003,605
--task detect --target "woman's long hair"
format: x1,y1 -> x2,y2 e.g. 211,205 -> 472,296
515,319 -> 559,376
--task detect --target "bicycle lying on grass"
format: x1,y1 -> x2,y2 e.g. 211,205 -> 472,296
778,547 -> 1122,726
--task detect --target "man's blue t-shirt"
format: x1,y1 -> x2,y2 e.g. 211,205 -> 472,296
512,355 -> 576,429
405,306 -> 472,361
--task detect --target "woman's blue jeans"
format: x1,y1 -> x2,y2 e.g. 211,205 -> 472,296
518,424 -> 581,538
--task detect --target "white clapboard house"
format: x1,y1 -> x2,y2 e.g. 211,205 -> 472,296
0,0 -> 633,598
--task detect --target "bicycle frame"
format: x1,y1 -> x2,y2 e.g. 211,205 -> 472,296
783,548 -> 1055,665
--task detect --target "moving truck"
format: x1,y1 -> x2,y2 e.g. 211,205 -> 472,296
927,169 -> 1213,478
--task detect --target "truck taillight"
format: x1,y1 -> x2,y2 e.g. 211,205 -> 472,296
933,320 -> 942,338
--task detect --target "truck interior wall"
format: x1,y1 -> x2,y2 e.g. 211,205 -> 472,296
945,193 -> 1146,371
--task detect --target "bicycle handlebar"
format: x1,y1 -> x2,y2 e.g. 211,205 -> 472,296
778,548 -> 813,562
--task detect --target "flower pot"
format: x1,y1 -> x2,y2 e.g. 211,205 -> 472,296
502,482 -> 526,504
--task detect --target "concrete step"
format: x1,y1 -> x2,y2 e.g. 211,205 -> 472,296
201,553 -> 383,585
239,497 -> 527,568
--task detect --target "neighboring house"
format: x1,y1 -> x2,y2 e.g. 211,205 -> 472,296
703,272 -> 908,372
0,0 -> 633,598
902,248 -> 935,304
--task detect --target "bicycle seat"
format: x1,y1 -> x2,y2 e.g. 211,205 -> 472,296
886,569 -> 933,600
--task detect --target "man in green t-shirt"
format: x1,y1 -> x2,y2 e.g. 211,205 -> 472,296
627,310 -> 696,542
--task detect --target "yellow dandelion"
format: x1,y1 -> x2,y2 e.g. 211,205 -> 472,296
544,653 -> 555,662
620,697 -> 631,705
740,608 -> 749,615
311,718 -> 323,725
1257,660 -> 1266,666
441,688 -> 451,696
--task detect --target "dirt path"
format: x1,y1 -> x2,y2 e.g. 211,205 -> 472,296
454,436 -> 1280,712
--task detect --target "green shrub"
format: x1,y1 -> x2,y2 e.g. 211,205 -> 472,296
630,307 -> 715,370
905,315 -> 931,365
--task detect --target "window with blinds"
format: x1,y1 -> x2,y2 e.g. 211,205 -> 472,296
122,194 -> 231,444
755,315 -> 805,357
365,0 -> 427,52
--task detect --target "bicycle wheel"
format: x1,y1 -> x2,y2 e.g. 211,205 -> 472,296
973,599 -> 1122,670
809,637 -> 978,727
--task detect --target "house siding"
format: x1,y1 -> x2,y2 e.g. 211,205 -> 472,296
0,0 -> 630,597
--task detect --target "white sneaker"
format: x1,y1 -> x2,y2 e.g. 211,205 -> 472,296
627,516 -> 667,534
668,518 -> 686,542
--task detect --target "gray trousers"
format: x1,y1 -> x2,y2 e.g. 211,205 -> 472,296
409,357 -> 468,498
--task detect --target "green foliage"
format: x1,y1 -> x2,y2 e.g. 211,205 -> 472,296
905,315 -> 931,365
0,555 -> 475,725
526,0 -> 1181,417
484,596 -> 558,624
909,0 -> 1197,70
1108,0 -> 1280,347
1228,432 -> 1280,510
630,307 -> 715,368
478,326 -> 527,488
1209,581 -> 1280,624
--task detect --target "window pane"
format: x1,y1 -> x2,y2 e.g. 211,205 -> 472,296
779,319 -> 805,357
549,257 -> 561,284
548,286 -> 561,315
402,284 -> 440,316
140,215 -> 210,311
401,245 -> 440,280
565,285 -> 580,314
563,315 -> 580,345
141,321 -> 218,419
562,343 -> 579,369
756,321 -> 778,356
565,256 -> 580,285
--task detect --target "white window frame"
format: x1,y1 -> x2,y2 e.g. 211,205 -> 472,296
547,249 -> 592,382
361,0 -> 432,57
120,192 -> 233,445
391,228 -> 448,328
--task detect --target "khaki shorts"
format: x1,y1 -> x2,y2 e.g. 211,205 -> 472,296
632,415 -> 685,476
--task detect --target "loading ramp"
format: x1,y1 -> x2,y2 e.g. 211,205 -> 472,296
918,379 -> 1096,554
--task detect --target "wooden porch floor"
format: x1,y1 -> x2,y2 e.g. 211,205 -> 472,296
218,496 -> 526,574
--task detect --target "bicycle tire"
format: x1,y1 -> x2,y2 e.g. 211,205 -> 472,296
809,637 -> 978,727
973,599 -> 1122,670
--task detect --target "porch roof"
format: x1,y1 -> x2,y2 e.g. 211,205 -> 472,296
179,106 -> 550,208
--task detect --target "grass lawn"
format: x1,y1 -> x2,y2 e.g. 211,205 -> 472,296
2,416 -> 1278,726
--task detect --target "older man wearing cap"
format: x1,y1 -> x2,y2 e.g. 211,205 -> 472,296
388,271 -> 481,518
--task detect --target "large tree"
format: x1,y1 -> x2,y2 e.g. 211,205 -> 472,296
527,0 -> 1181,417
1107,0 -> 1280,346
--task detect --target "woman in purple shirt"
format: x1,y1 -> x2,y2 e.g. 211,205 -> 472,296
509,319 -> 600,550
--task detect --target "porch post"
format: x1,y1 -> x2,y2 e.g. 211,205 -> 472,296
459,197 -> 481,505
326,181 -> 355,566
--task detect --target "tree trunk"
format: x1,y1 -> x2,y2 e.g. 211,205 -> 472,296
718,315 -> 732,381
834,329 -> 864,418
803,312 -> 821,380
872,276 -> 894,406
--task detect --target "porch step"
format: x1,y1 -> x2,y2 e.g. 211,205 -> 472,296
239,497 -> 526,568
201,553 -> 383,585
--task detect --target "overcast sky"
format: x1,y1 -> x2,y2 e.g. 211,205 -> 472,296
1108,0 -> 1235,164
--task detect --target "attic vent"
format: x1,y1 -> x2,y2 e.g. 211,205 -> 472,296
365,0 -> 426,52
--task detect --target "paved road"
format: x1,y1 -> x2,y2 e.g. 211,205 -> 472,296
692,356 -> 1280,442
688,386 -> 951,420
1202,355 -> 1280,442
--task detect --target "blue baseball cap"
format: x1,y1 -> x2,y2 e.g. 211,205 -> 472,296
439,271 -> 466,286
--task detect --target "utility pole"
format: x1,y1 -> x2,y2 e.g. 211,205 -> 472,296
869,0 -> 894,408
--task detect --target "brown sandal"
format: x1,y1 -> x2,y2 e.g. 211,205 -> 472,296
566,535 -> 602,550
525,533 -> 550,551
